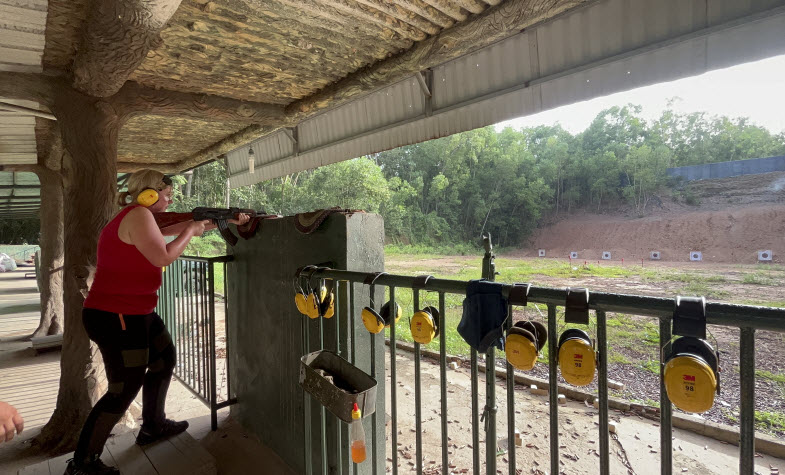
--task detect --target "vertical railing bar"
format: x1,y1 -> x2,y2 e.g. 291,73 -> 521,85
303,294 -> 313,475
208,261 -> 218,430
183,261 -> 190,386
335,280 -> 343,475
739,327 -> 755,475
389,286 -> 398,475
439,291 -> 448,474
485,346 -> 496,475
506,303 -> 515,475
659,317 -> 673,475
370,291 -> 378,475
177,260 -> 184,380
195,261 -> 203,399
188,262 -> 195,389
596,310 -> 609,475
224,261 -> 231,401
414,289 -> 423,474
350,282 -> 358,475
547,305 -> 558,475
471,347 -> 479,475
319,310 -> 327,475
204,261 -> 211,400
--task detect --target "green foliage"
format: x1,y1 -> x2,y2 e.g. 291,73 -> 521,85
741,273 -> 778,286
158,103 -> 785,250
0,218 -> 40,244
755,411 -> 785,432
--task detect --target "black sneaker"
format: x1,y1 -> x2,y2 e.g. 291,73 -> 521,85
64,456 -> 120,475
135,419 -> 189,445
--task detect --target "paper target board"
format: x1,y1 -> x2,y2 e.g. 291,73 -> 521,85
758,250 -> 773,261
538,249 -> 546,257
570,252 -> 578,259
601,252 -> 611,260
689,252 -> 702,261
650,251 -> 661,260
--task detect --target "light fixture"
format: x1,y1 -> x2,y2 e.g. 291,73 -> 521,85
248,147 -> 255,174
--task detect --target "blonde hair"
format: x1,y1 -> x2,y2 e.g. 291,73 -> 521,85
118,169 -> 170,206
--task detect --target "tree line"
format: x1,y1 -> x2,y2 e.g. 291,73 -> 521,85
174,103 -> 785,249
3,103 -> 784,248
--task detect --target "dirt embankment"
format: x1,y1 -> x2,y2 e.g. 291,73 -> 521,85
523,172 -> 785,264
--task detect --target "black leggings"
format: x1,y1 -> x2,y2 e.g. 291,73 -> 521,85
74,308 -> 176,463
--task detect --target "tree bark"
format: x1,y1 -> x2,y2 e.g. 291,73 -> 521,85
72,0 -> 183,97
35,89 -> 120,452
30,165 -> 64,338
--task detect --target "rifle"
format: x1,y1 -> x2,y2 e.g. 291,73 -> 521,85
153,207 -> 275,246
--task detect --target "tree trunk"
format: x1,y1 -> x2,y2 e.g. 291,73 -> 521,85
30,165 -> 64,338
36,92 -> 120,452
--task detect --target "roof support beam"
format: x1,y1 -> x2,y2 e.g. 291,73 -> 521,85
112,82 -> 286,124
72,0 -> 183,97
0,101 -> 56,120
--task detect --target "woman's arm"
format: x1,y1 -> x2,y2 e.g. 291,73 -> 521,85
125,208 -> 208,267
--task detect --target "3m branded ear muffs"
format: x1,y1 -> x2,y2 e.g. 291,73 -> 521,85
558,328 -> 596,386
506,321 -> 547,371
663,336 -> 719,413
410,306 -> 440,344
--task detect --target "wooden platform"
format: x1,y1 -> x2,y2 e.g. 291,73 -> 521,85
17,430 -> 217,475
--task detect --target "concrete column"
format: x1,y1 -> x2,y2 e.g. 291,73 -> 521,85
228,212 -> 385,474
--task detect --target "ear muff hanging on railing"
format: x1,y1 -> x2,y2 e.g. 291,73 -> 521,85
361,272 -> 387,334
663,296 -> 720,414
317,274 -> 335,319
411,305 -> 440,344
506,320 -> 547,371
557,288 -> 596,386
293,265 -> 317,317
557,328 -> 596,386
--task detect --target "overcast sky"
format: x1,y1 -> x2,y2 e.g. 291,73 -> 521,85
496,54 -> 785,135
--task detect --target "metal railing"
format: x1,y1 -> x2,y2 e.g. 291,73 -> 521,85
303,256 -> 785,475
156,255 -> 236,430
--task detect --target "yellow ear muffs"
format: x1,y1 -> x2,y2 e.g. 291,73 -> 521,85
293,266 -> 317,317
304,292 -> 321,319
319,280 -> 335,319
558,328 -> 596,386
410,306 -> 440,344
362,307 -> 385,334
137,188 -> 160,207
663,337 -> 719,413
295,292 -> 309,315
506,321 -> 547,371
380,301 -> 402,327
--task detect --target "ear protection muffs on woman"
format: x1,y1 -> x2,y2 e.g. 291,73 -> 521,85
663,336 -> 719,413
132,175 -> 174,207
410,305 -> 440,344
557,328 -> 596,386
505,320 -> 547,371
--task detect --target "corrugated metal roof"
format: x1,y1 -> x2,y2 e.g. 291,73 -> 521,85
0,0 -> 48,166
228,0 -> 785,189
0,171 -> 40,218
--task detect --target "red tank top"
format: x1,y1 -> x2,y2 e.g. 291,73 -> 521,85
84,205 -> 162,314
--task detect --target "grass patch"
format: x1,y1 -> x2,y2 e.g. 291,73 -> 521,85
385,243 -> 482,256
755,411 -> 785,432
741,273 -> 779,286
608,353 -> 631,364
755,369 -> 785,384
638,359 -> 660,375
677,281 -> 730,299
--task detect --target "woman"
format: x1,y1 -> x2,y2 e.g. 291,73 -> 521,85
67,170 -> 248,475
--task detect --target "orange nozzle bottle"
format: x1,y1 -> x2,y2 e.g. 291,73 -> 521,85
350,402 -> 366,463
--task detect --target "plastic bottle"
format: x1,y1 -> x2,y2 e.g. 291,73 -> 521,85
350,403 -> 366,463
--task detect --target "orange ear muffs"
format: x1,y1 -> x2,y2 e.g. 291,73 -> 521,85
505,321 -> 548,371
410,306 -> 440,344
557,328 -> 596,386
